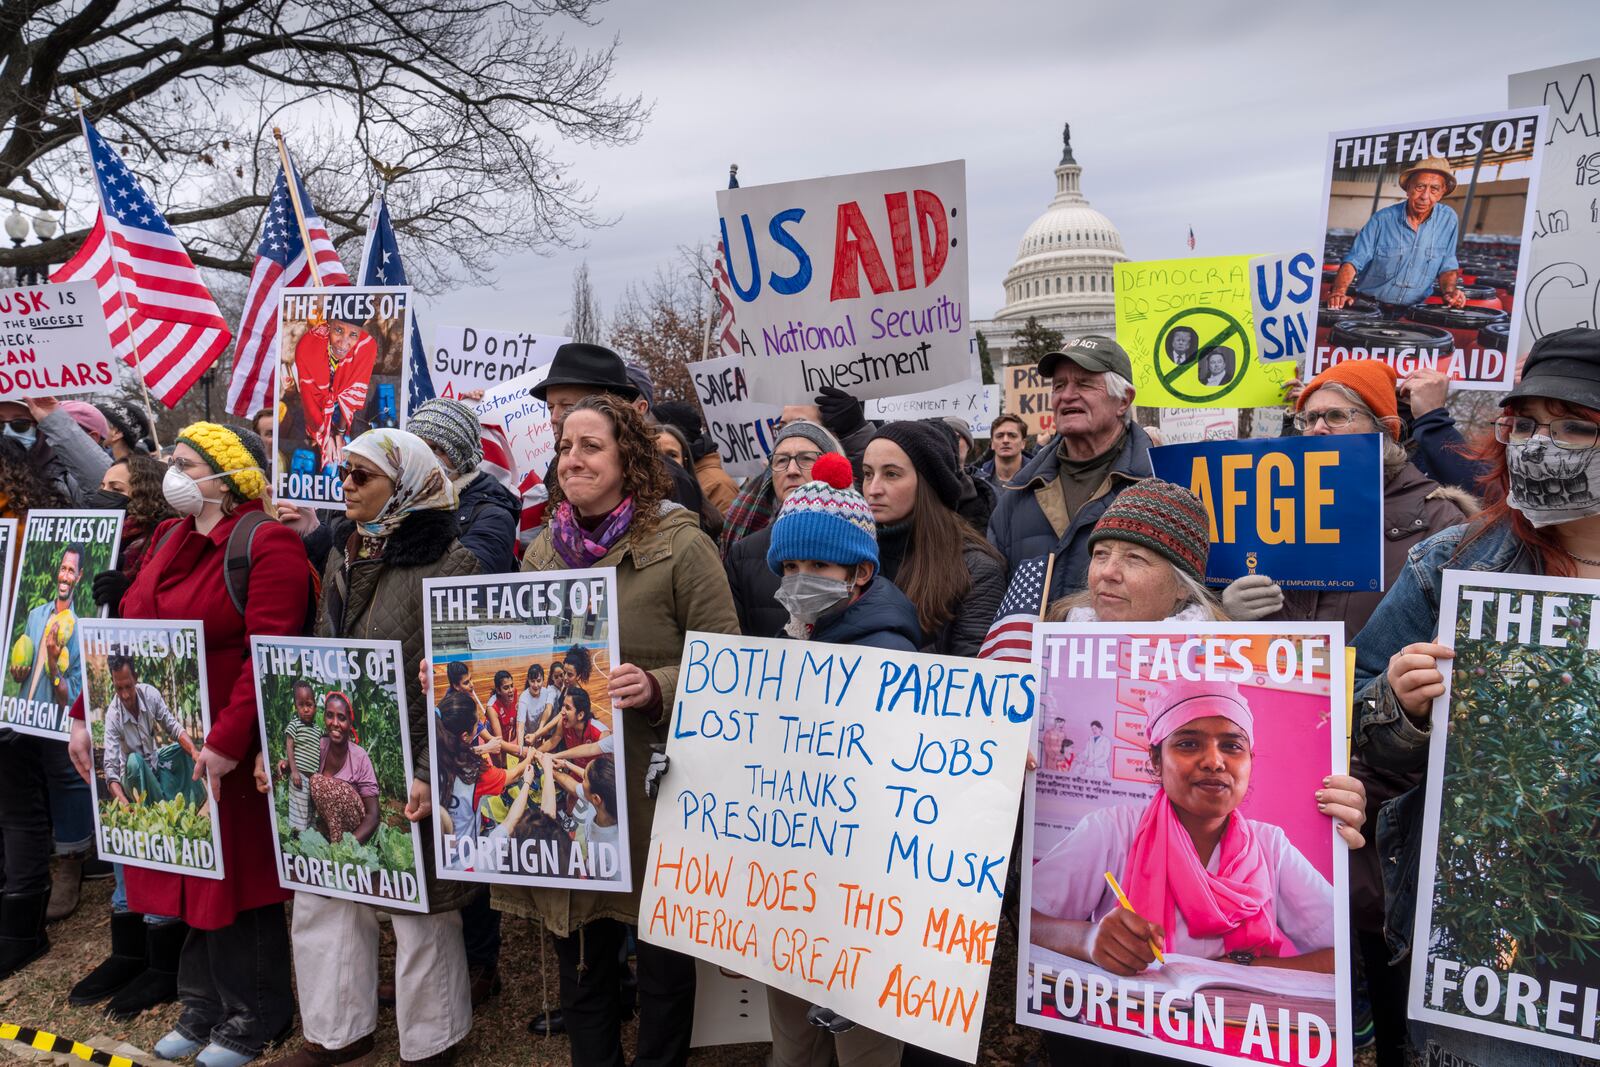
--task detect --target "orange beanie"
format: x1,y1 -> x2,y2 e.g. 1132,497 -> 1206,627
1296,360 -> 1401,439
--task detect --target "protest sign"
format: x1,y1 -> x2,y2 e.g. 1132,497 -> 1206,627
716,160 -> 971,404
1410,571 -> 1600,1059
1002,363 -> 1054,440
1510,59 -> 1600,360
475,363 -> 555,493
428,324 -> 567,403
1311,109 -> 1547,389
687,353 -> 784,480
2,510 -> 122,738
252,636 -> 428,912
1149,435 -> 1384,592
869,379 -> 999,439
691,961 -> 773,1047
1019,621 -> 1351,1067
0,520 -> 14,638
1114,255 -> 1296,409
638,633 -> 1035,1062
1251,252 -> 1319,364
79,619 -> 222,879
1157,407 -> 1239,446
0,281 -> 117,401
423,568 -> 629,891
272,285 -> 411,508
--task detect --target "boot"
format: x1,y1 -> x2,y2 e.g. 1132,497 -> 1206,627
106,918 -> 187,1020
46,854 -> 83,922
69,910 -> 148,1005
263,1034 -> 375,1066
0,892 -> 51,980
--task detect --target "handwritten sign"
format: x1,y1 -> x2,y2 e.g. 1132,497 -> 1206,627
1510,60 -> 1600,360
1412,572 -> 1600,1060
1251,252 -> 1319,364
0,281 -> 117,401
1002,363 -> 1054,440
639,633 -> 1034,1061
428,324 -> 568,403
475,363 -> 555,492
1115,256 -> 1296,409
715,160 -> 971,404
688,353 -> 784,480
869,380 -> 999,438
1157,407 -> 1239,445
1149,435 -> 1384,591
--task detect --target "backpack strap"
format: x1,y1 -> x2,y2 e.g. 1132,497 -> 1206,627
222,509 -> 275,617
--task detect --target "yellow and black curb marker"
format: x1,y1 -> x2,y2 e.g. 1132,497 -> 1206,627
0,1022 -> 137,1067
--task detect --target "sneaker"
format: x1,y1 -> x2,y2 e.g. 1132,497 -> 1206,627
196,1044 -> 257,1067
155,1030 -> 203,1060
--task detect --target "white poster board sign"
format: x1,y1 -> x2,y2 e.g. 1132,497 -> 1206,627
474,364 -> 555,493
428,324 -> 567,403
869,380 -> 1000,438
0,280 -> 117,400
687,353 -> 784,480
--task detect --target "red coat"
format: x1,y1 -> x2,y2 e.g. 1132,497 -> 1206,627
120,502 -> 312,929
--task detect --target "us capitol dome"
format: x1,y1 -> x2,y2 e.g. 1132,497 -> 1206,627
975,123 -> 1128,363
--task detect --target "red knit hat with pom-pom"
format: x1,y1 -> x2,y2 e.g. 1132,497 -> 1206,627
765,453 -> 878,575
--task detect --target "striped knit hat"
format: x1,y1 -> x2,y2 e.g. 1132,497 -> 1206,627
1087,479 -> 1210,582
409,398 -> 483,475
766,453 -> 878,575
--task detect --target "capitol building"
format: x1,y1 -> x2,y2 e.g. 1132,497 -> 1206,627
974,124 -> 1128,364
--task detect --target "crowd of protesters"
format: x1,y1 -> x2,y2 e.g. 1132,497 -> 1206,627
2,323 -> 1597,1067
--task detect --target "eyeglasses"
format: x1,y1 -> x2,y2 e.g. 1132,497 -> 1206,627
1,417 -> 37,434
769,450 -> 823,473
167,455 -> 204,473
1291,407 -> 1368,432
335,463 -> 383,487
1493,416 -> 1600,451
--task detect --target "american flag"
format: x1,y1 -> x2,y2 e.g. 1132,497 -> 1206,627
709,164 -> 741,358
51,114 -> 232,406
358,196 -> 432,418
224,153 -> 350,416
1187,226 -> 1196,251
978,553 -> 1055,661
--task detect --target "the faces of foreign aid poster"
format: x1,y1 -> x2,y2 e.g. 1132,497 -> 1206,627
1019,622 -> 1352,1067
423,568 -> 629,892
252,636 -> 428,913
272,285 -> 412,508
80,619 -> 223,879
1410,571 -> 1600,1060
2,509 -> 122,739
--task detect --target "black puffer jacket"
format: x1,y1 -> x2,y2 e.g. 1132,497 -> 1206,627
454,470 -> 520,575
724,525 -> 784,639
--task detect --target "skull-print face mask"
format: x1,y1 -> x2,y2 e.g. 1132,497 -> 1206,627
1506,435 -> 1600,527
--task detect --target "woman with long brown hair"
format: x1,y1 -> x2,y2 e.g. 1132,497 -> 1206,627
496,393 -> 739,1065
860,421 -> 1006,655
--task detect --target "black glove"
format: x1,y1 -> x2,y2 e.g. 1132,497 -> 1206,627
92,569 -> 130,616
814,386 -> 865,437
644,744 -> 670,801
806,1004 -> 856,1034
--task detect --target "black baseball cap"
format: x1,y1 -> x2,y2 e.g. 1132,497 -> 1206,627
531,342 -> 640,403
1502,328 -> 1600,412
1038,335 -> 1133,381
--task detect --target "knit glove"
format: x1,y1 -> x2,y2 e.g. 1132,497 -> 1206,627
644,745 -> 670,800
806,1004 -> 856,1034
92,569 -> 130,616
815,386 -> 866,437
1221,574 -> 1284,621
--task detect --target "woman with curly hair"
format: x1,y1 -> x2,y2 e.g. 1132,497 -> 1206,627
89,452 -> 178,597
494,392 -> 739,1063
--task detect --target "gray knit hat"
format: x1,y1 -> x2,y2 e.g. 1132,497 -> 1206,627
409,398 -> 482,476
772,419 -> 843,457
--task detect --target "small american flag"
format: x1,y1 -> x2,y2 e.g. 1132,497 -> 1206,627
225,152 -> 350,417
1187,226 -> 1196,251
358,196 -> 432,418
978,553 -> 1055,661
51,114 -> 232,406
709,164 -> 741,358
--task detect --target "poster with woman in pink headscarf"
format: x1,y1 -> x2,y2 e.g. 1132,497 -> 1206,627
1017,622 -> 1357,1067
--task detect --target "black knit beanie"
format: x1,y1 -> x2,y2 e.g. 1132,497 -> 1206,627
868,421 -> 962,510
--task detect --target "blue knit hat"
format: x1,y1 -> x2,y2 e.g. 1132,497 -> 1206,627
766,453 -> 878,575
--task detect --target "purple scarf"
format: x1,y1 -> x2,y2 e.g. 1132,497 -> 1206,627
550,496 -> 635,569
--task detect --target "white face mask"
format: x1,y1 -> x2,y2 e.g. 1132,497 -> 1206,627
774,572 -> 853,624
162,465 -> 255,517
1505,435 -> 1600,527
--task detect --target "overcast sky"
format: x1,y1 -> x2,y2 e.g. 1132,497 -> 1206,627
426,0 -> 1593,338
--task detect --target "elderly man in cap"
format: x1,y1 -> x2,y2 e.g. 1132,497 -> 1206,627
1328,156 -> 1467,311
987,335 -> 1153,599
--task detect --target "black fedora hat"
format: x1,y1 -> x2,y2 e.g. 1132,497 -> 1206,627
531,342 -> 640,403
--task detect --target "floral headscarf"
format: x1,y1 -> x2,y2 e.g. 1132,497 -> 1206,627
342,428 -> 456,538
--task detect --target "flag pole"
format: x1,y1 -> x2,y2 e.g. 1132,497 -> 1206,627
273,127 -> 322,288
74,91 -> 161,446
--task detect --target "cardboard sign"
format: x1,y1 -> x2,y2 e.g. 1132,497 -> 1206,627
1115,256 -> 1297,409
475,363 -> 555,492
1002,363 -> 1055,440
1510,59 -> 1600,360
2,510 -> 123,738
716,160 -> 971,404
252,637 -> 429,912
1251,252 -> 1320,364
687,353 -> 784,480
638,633 -> 1035,1062
80,619 -> 223,879
1411,572 -> 1600,1059
273,286 -> 412,507
1157,407 -> 1239,446
427,324 -> 567,403
1149,435 -> 1385,591
869,379 -> 999,438
1311,110 -> 1547,388
0,281 -> 117,400
1020,622 -> 1351,1067
423,569 -> 630,892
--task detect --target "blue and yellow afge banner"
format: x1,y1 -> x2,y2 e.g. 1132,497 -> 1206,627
1150,434 -> 1384,592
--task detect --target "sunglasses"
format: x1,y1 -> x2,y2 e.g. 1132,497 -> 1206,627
335,463 -> 383,488
2,417 -> 37,434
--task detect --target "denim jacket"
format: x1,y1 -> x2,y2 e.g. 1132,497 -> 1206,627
1351,517 -> 1539,959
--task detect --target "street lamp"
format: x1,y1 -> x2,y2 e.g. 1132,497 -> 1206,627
5,208 -> 54,286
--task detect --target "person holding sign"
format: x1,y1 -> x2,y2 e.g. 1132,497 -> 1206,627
499,392 -> 739,1063
1354,327 -> 1600,1067
1326,157 -> 1467,312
